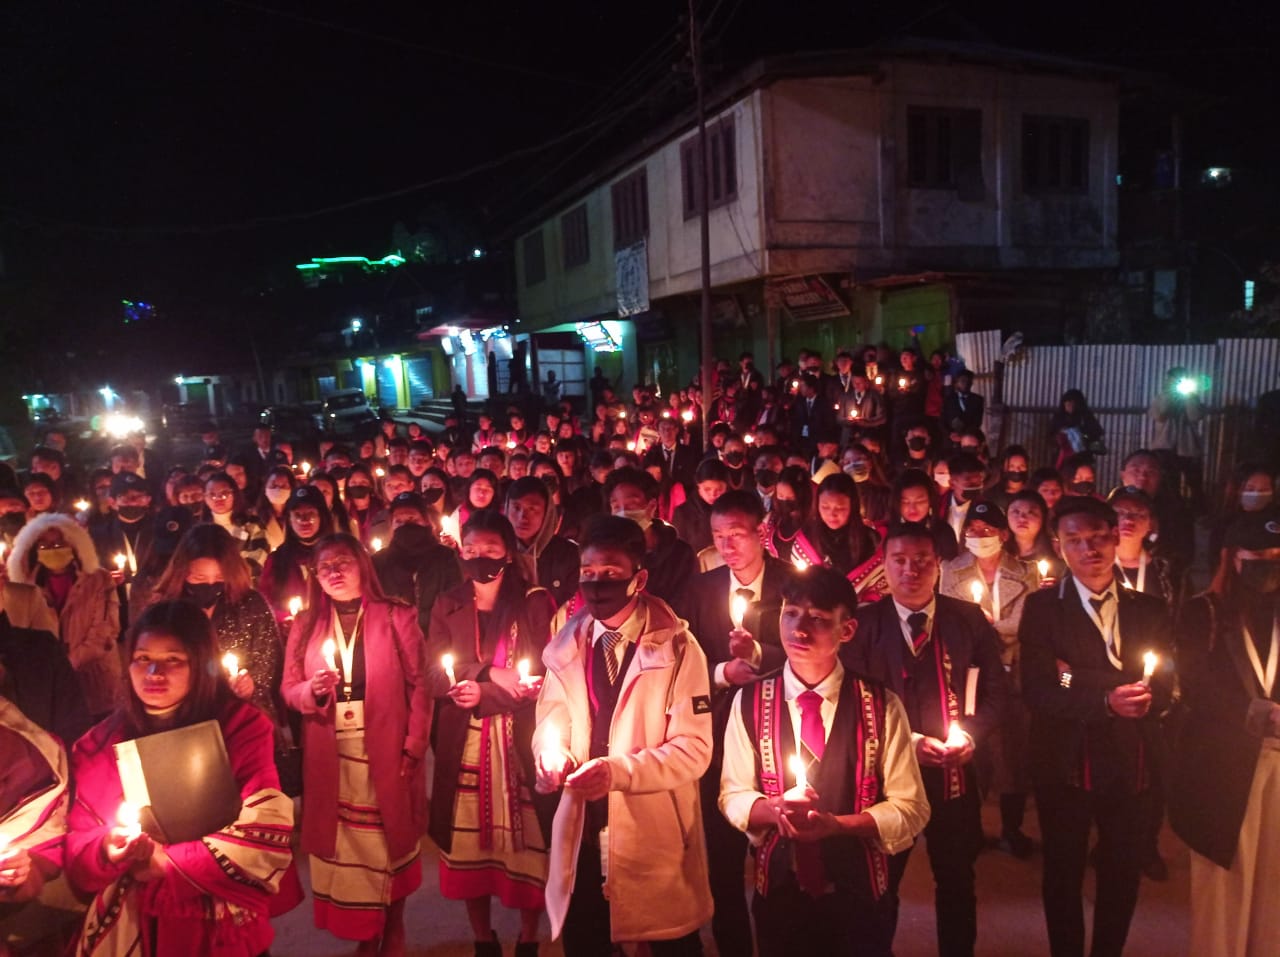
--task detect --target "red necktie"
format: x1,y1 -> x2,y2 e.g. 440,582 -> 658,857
908,611 -> 930,656
795,690 -> 828,897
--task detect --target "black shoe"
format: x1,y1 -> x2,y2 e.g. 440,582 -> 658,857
515,941 -> 540,957
1143,854 -> 1170,882
999,829 -> 1034,859
475,935 -> 502,957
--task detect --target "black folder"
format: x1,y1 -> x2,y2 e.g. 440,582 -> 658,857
113,719 -> 243,845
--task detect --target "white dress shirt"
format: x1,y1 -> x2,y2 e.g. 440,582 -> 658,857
1072,577 -> 1122,668
719,661 -> 930,856
592,608 -> 644,680
713,566 -> 765,690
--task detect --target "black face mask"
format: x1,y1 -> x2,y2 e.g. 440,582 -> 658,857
0,513 -> 25,535
1069,480 -> 1095,496
421,487 -> 445,506
183,581 -> 225,609
329,466 -> 350,481
906,437 -> 928,452
186,502 -> 204,518
579,577 -> 636,621
460,555 -> 507,583
1003,470 -> 1028,485
1238,559 -> 1280,594
117,505 -> 149,522
956,485 -> 983,502
724,451 -> 745,467
754,468 -> 778,488
391,522 -> 434,551
346,486 -> 372,502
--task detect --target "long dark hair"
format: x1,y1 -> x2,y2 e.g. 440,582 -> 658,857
153,524 -> 255,606
807,473 -> 876,568
460,512 -> 544,663
117,600 -> 233,740
268,489 -> 334,595
308,471 -> 352,534
254,465 -> 296,528
1003,489 -> 1057,558
201,471 -> 251,525
291,534 -> 395,672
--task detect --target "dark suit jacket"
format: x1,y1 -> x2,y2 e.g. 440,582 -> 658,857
643,443 -> 700,491
687,556 -> 794,766
845,594 -> 1006,749
941,390 -> 986,434
791,394 -> 836,446
1018,576 -> 1173,794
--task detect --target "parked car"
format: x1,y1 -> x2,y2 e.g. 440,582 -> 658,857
316,390 -> 378,434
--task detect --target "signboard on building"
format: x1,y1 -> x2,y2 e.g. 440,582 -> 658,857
769,275 -> 850,322
616,240 -> 650,317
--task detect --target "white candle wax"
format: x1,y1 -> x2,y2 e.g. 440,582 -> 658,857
1142,651 -> 1158,685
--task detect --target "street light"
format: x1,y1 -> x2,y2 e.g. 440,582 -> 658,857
350,318 -> 363,334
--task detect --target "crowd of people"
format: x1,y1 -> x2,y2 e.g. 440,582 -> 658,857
0,341 -> 1275,957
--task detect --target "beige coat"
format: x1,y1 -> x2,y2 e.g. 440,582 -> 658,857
536,593 -> 713,943
7,514 -> 122,716
1,581 -> 60,636
941,550 -> 1040,677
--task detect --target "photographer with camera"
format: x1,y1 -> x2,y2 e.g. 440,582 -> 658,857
1148,367 -> 1206,513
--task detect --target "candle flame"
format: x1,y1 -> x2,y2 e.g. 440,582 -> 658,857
442,653 -> 456,684
287,596 -> 302,617
790,754 -> 807,792
731,594 -> 748,629
618,410 -> 627,419
970,580 -> 985,604
1037,559 -> 1050,577
898,377 -> 907,389
792,553 -> 809,572
117,801 -> 142,839
75,499 -> 90,511
946,721 -> 967,749
1142,651 -> 1158,683
114,553 -> 127,570
299,460 -> 311,475
370,537 -> 383,553
221,652 -> 239,677
518,658 -> 531,682
681,410 -> 694,422
321,638 -> 337,672
374,467 -> 385,477
874,375 -> 883,386
627,441 -> 636,451
744,433 -> 755,444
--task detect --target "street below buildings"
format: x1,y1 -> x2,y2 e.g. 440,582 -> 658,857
271,790 -> 1190,957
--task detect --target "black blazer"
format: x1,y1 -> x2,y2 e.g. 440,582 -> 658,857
642,443 -> 700,491
941,391 -> 986,434
844,593 -> 1006,747
1169,594 -> 1279,868
791,394 -> 836,445
1018,576 -> 1173,794
687,557 -> 795,763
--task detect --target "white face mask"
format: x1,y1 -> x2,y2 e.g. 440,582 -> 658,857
265,487 -> 292,506
965,535 -> 1003,558
614,506 -> 653,532
1241,489 -> 1273,512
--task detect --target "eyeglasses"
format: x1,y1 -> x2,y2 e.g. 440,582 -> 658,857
206,490 -> 234,501
315,557 -> 357,578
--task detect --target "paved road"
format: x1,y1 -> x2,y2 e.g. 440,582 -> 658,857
271,791 -> 1190,956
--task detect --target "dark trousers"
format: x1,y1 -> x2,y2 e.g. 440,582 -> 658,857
1035,783 -> 1147,957
562,838 -> 703,957
752,880 -> 895,957
699,772 -> 753,957
889,783 -> 981,957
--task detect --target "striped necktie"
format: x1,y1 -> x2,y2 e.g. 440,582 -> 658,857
600,630 -> 625,684
907,612 -> 930,656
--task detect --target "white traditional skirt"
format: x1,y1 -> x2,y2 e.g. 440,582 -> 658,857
310,733 -> 421,941
1189,738 -> 1280,957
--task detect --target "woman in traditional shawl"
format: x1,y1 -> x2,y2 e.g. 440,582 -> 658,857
64,600 -> 295,957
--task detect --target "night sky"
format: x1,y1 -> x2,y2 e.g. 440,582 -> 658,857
2,0 -> 1278,377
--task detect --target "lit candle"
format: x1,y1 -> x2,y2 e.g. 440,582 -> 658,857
783,754 -> 811,803
792,553 -> 809,572
618,410 -> 627,420
507,440 -> 517,450
744,433 -> 755,445
790,379 -> 799,393
730,593 -> 748,630
627,441 -> 636,451
945,721 -> 967,750
114,553 -> 127,571
1036,559 -> 1050,578
370,536 -> 384,553
442,653 -> 456,686
374,466 -> 385,477
849,408 -> 858,419
969,580 -> 985,605
117,802 -> 142,841
1142,651 -> 1158,685
75,498 -> 90,512
898,377 -> 907,390
321,638 -> 337,672
517,658 -> 534,687
299,460 -> 312,475
221,652 -> 240,680
661,410 -> 671,418
874,375 -> 883,386
287,595 -> 302,618
681,409 -> 694,423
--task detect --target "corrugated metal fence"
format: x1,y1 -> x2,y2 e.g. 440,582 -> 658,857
953,332 -> 1280,491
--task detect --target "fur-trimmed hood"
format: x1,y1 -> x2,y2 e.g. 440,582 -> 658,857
6,512 -> 102,583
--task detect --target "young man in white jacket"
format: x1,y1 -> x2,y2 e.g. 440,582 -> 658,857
534,515 -> 713,954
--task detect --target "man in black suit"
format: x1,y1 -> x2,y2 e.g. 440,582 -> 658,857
686,489 -> 795,957
642,417 -> 699,492
843,522 -> 1006,957
1019,496 -> 1173,957
941,369 -> 986,439
791,373 -> 836,455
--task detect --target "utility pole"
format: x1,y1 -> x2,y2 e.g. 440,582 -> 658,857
687,0 -> 715,452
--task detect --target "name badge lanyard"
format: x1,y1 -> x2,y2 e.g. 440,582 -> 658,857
1242,616 -> 1279,697
331,605 -> 365,701
1083,592 -> 1122,669
1115,551 -> 1146,593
